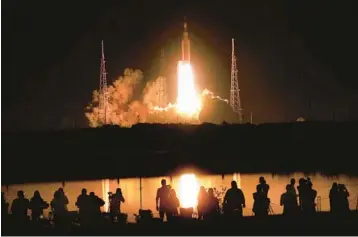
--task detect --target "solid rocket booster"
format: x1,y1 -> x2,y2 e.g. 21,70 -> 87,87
181,20 -> 191,62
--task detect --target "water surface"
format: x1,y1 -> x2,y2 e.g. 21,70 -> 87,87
2,172 -> 357,222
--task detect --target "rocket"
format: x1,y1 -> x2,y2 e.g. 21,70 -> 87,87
181,18 -> 191,62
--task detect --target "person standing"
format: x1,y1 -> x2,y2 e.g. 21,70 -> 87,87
156,179 -> 170,222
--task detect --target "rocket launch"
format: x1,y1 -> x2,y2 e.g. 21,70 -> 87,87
177,18 -> 201,117
181,18 -> 191,62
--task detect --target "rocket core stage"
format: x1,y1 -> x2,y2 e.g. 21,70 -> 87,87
181,19 -> 191,62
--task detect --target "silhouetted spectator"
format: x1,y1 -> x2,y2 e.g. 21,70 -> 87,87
29,190 -> 49,221
109,188 -> 125,222
337,184 -> 350,214
280,184 -> 298,216
167,189 -> 179,222
11,190 -> 30,223
205,188 -> 220,220
50,189 -> 69,227
55,188 -> 67,199
2,192 -> 9,218
288,178 -> 297,196
297,178 -> 307,211
197,186 -> 208,220
156,179 -> 170,222
298,178 -> 316,214
76,188 -> 90,224
223,181 -> 245,217
288,178 -> 298,208
307,181 -> 317,213
307,177 -> 312,187
253,186 -> 269,217
89,192 -> 105,222
54,188 -> 69,210
329,182 -> 339,214
257,177 -> 270,198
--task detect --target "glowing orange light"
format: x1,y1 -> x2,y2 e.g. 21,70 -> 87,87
178,174 -> 200,208
176,61 -> 202,117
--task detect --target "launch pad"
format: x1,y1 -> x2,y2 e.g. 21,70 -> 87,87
86,18 -> 243,127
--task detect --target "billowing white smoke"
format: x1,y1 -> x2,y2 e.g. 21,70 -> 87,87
86,68 -> 147,127
85,68 -> 231,127
86,69 -> 172,127
143,76 -> 168,108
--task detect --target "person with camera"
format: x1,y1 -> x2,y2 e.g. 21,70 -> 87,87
329,182 -> 339,214
88,191 -> 105,224
253,185 -> 269,217
75,188 -> 90,225
50,188 -> 69,228
297,178 -> 317,214
257,177 -> 270,198
337,184 -> 350,214
29,190 -> 49,221
109,188 -> 125,222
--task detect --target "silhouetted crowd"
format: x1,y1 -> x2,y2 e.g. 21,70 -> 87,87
1,176 -> 353,228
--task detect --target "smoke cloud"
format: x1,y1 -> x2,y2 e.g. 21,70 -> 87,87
86,69 -> 174,127
86,68 -> 234,127
86,68 -> 145,127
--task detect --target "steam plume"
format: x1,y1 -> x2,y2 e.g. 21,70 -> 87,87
86,69 -> 173,127
86,68 -> 233,127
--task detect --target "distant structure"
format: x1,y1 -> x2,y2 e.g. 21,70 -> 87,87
99,40 -> 109,124
157,77 -> 167,108
181,17 -> 191,62
159,49 -> 165,76
230,38 -> 243,123
157,49 -> 168,107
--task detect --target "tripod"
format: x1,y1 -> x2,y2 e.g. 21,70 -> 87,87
268,204 -> 274,215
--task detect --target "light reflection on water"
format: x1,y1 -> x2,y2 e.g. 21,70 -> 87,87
2,172 -> 358,222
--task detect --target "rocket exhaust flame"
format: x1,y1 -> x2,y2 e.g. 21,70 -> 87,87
86,19 -> 231,127
176,61 -> 202,117
151,76 -> 229,120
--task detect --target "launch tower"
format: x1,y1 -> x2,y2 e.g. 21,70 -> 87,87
99,40 -> 109,124
230,38 -> 243,123
158,49 -> 167,107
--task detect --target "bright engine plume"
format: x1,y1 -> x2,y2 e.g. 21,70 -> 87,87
176,61 -> 202,117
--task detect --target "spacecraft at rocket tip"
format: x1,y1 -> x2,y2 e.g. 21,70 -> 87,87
181,17 -> 191,62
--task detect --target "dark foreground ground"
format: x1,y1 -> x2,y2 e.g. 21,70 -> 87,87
2,212 -> 358,236
2,121 -> 358,185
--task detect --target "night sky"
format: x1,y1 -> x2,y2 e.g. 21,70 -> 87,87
2,0 -> 357,130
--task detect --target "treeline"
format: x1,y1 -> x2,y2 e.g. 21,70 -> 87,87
2,121 -> 358,184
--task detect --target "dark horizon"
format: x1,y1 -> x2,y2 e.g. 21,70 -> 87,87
3,122 -> 358,184
2,0 -> 358,130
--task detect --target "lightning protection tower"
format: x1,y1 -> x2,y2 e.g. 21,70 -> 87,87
230,38 -> 243,123
156,77 -> 167,107
157,50 -> 167,107
99,40 -> 109,125
159,49 -> 165,76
